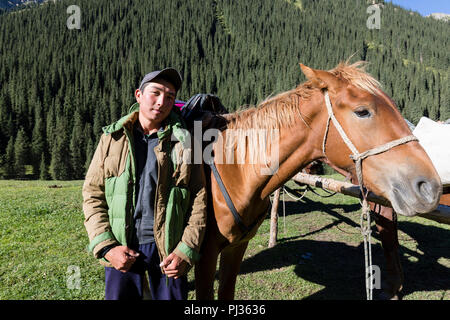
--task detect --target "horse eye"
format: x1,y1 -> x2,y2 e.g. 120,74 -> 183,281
354,108 -> 371,118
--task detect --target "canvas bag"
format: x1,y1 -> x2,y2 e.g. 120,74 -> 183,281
413,117 -> 450,185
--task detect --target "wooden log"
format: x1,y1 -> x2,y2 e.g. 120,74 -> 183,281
268,188 -> 281,248
292,172 -> 450,225
292,172 -> 391,206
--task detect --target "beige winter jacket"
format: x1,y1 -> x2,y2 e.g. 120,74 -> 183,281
82,105 -> 207,268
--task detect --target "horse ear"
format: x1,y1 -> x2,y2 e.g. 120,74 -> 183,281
299,63 -> 316,80
299,63 -> 341,91
299,63 -> 326,89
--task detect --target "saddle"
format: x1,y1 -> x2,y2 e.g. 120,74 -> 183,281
179,93 -> 229,132
179,94 -> 267,238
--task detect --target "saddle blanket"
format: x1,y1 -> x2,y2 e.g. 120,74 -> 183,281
413,117 -> 450,185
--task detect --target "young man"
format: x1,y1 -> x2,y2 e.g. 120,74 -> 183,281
82,68 -> 207,300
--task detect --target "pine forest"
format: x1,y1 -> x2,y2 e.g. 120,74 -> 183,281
0,0 -> 448,179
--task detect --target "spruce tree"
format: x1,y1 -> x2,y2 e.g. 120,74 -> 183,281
84,138 -> 94,174
39,153 -> 50,180
440,83 -> 450,121
50,119 -> 72,180
0,0 -> 448,181
14,128 -> 30,179
31,102 -> 45,177
4,135 -> 15,178
70,110 -> 86,179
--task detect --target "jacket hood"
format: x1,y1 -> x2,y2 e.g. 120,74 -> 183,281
102,103 -> 140,134
102,103 -> 187,143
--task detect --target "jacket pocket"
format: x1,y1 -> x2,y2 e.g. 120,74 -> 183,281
171,143 -> 192,187
164,186 -> 190,255
104,175 -> 129,246
104,155 -> 126,178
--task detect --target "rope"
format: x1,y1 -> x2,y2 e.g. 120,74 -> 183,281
322,113 -> 332,155
360,195 -> 373,299
282,187 -> 286,234
321,89 -> 418,300
323,91 -> 359,156
350,135 -> 418,163
283,185 -> 309,201
306,185 -> 337,198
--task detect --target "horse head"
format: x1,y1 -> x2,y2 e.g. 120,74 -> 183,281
300,62 -> 442,216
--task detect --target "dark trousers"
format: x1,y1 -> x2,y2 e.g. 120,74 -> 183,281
104,242 -> 188,300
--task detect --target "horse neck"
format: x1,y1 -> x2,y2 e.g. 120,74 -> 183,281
259,105 -> 326,198
225,89 -> 328,200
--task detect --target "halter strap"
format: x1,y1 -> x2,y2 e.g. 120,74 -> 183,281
321,89 -> 418,300
323,90 -> 359,156
350,135 -> 418,162
322,89 -> 418,172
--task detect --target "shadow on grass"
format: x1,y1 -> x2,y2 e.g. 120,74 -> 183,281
186,196 -> 374,299
238,219 -> 450,299
396,220 -> 450,298
271,195 -> 361,218
239,239 -> 376,299
273,196 -> 362,240
188,189 -> 449,299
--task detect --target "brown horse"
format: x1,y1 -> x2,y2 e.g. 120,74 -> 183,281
195,61 -> 442,300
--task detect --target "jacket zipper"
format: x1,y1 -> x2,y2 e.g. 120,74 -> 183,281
124,128 -> 136,246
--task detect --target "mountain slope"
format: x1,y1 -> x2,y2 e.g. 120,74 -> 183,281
428,13 -> 450,22
0,0 -> 448,179
0,0 -> 47,10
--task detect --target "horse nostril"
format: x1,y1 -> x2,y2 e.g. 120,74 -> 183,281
415,179 -> 435,203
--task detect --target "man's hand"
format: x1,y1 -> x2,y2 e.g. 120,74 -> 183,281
159,252 -> 188,279
104,246 -> 139,273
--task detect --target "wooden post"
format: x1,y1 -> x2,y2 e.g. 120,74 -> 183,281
268,188 -> 281,248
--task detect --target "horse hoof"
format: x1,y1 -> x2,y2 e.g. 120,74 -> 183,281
377,291 -> 400,300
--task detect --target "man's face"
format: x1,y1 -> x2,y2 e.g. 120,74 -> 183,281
135,78 -> 176,125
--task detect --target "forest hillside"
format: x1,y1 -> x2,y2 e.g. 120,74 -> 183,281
0,0 -> 448,179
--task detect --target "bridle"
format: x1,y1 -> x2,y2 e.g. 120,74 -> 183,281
322,89 -> 418,191
209,88 -> 419,299
321,89 -> 418,300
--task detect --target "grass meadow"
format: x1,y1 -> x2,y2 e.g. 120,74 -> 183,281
0,178 -> 449,300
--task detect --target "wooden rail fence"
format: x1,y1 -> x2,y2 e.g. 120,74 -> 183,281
268,173 -> 450,247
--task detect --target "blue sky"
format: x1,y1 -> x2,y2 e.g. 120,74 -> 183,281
387,0 -> 450,16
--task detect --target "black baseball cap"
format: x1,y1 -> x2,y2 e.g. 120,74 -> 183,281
139,68 -> 183,92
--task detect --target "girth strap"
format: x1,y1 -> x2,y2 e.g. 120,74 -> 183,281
208,160 -> 267,239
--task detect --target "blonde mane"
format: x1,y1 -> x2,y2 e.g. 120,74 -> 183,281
221,61 -> 382,167
227,60 -> 381,131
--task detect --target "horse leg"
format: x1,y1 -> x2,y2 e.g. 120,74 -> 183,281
217,241 -> 249,300
371,203 -> 404,300
195,234 -> 220,300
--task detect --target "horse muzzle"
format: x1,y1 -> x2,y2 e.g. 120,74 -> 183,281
388,176 -> 442,216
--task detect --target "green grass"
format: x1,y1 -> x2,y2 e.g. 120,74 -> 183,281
0,180 -> 103,299
0,179 -> 448,300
